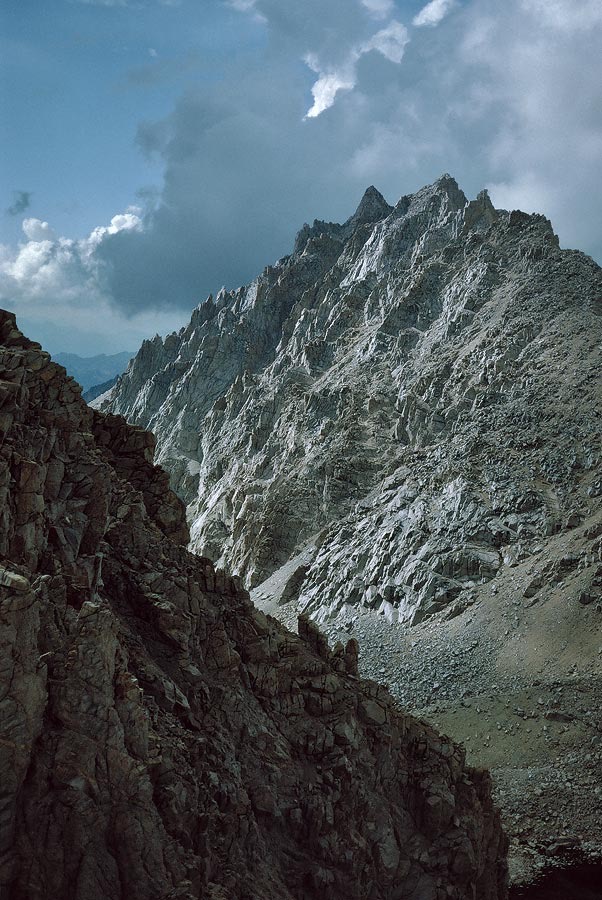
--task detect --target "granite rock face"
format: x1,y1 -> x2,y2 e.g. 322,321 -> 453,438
0,309 -> 507,899
98,175 -> 602,628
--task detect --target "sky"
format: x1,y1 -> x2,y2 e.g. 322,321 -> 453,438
1,0 -> 601,355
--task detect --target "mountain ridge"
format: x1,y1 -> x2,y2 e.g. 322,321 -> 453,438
96,176 -> 602,878
97,173 -> 601,623
0,307 -> 507,899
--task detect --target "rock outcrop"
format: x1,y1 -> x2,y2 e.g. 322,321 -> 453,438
0,309 -> 507,899
97,175 -> 602,630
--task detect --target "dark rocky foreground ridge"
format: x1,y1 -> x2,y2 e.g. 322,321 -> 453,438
0,309 -> 507,898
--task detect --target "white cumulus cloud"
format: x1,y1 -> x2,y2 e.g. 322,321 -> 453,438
2,211 -> 141,303
0,208 -> 168,353
413,0 -> 455,27
361,20 -> 409,62
22,219 -> 57,242
305,20 -> 409,118
87,210 -> 142,249
304,54 -> 357,119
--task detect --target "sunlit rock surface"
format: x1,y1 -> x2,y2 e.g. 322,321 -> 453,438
99,175 -> 602,629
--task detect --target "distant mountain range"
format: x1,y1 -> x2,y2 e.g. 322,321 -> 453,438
53,350 -> 134,391
83,375 -> 120,404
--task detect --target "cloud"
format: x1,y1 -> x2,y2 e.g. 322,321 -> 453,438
305,20 -> 409,117
304,55 -> 356,119
519,0 -> 602,31
87,209 -> 142,247
228,0 -> 258,10
458,0 -> 602,259
3,0 -> 602,357
226,0 -> 267,23
22,219 -> 57,242
62,0 -> 602,327
361,20 -> 409,62
6,191 -> 32,217
227,0 -> 410,118
1,210 -> 142,302
360,0 -> 395,19
0,208 -> 160,353
413,0 -> 455,27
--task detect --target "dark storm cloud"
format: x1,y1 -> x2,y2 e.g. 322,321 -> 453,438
6,190 -> 32,216
95,75 -> 375,313
92,3 -> 421,314
93,0 -> 602,317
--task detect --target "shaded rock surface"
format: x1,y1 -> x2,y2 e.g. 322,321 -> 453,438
0,308 -> 507,899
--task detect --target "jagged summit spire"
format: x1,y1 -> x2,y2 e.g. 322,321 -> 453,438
435,172 -> 457,186
422,173 -> 465,201
394,173 -> 468,216
430,173 -> 467,207
295,177 -> 468,256
346,185 -> 393,228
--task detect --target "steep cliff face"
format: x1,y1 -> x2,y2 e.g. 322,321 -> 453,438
98,175 -> 602,629
0,309 -> 507,899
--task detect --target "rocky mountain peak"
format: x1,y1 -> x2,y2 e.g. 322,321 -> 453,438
396,173 -> 468,226
346,184 -> 393,228
81,175 -> 602,878
462,187 -> 499,232
97,170 -> 602,639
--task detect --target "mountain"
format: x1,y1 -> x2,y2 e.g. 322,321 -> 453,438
97,175 -> 601,624
0,308 -> 507,899
54,350 -> 134,391
96,175 -> 602,880
83,374 -> 120,404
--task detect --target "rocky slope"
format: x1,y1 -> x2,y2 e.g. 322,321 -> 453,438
0,308 -> 507,899
96,175 -> 602,882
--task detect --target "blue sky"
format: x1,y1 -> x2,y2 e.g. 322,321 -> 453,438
2,0 -> 601,354
1,0 -> 263,241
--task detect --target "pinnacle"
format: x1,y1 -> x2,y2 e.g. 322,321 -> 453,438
428,172 -> 466,204
346,185 -> 393,227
